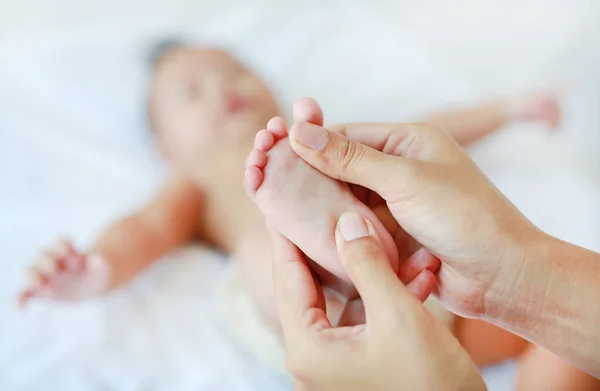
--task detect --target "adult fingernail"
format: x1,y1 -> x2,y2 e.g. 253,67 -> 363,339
292,122 -> 328,151
337,212 -> 369,241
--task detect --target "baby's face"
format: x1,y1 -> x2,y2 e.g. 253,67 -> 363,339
150,48 -> 279,167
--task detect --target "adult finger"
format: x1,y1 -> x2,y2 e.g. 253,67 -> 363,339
337,267 -> 436,327
337,298 -> 366,327
269,228 -> 331,341
271,228 -> 360,381
405,269 -> 437,303
326,122 -> 460,162
398,248 -> 441,286
334,212 -> 417,326
288,121 -> 418,197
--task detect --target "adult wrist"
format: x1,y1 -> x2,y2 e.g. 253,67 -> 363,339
481,227 -> 552,328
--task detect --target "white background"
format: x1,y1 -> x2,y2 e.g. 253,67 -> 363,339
1,1 -> 599,390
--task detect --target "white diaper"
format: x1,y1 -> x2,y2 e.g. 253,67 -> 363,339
217,262 -> 288,375
217,263 -> 455,375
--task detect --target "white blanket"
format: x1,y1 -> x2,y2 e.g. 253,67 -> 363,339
1,1 -> 599,390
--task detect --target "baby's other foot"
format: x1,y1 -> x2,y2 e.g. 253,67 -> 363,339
244,117 -> 400,287
18,240 -> 110,307
506,88 -> 561,129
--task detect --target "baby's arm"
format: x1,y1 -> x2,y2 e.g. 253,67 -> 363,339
91,176 -> 202,289
427,101 -> 511,146
19,176 -> 202,305
426,90 -> 559,146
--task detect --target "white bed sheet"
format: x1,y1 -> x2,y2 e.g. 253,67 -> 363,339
1,1 -> 599,390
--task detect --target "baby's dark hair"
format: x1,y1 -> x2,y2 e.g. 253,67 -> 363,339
145,37 -> 186,135
147,37 -> 185,69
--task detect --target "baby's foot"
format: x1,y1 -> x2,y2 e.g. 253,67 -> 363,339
244,118 -> 400,286
505,89 -> 561,129
18,239 -> 110,307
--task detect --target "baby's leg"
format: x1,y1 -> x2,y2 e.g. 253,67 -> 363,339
517,345 -> 600,390
234,225 -> 280,332
427,89 -> 560,146
234,220 -> 435,334
233,223 -> 346,334
454,317 -> 528,366
456,318 -> 600,390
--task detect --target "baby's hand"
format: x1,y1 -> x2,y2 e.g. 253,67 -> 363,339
507,88 -> 562,129
18,239 -> 110,308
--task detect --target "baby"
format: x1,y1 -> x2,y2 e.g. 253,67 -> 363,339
19,43 -> 594,389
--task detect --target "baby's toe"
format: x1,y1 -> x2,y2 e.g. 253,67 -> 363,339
266,117 -> 288,139
293,97 -> 324,126
244,166 -> 265,195
245,149 -> 267,169
52,239 -> 71,255
254,129 -> 275,151
26,268 -> 44,288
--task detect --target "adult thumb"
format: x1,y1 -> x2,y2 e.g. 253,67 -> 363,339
289,121 -> 418,194
334,212 -> 417,326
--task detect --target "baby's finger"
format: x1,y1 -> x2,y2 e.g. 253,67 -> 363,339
63,252 -> 85,273
54,240 -> 85,272
17,270 -> 48,309
51,239 -> 71,256
17,289 -> 35,309
43,242 -> 69,272
35,252 -> 60,275
44,241 -> 70,268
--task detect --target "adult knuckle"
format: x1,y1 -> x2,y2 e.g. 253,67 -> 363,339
326,123 -> 347,136
393,122 -> 436,158
406,161 -> 426,182
413,121 -> 440,135
336,140 -> 364,173
341,248 -> 362,269
415,122 -> 457,149
386,162 -> 427,204
344,238 -> 385,266
360,238 -> 386,260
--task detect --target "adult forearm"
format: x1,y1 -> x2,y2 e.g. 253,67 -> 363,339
486,233 -> 600,377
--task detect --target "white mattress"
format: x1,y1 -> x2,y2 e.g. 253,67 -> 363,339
1,1 -> 599,390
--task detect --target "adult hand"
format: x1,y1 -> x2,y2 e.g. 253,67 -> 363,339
289,98 -> 540,318
271,211 -> 486,391
290,99 -> 438,303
